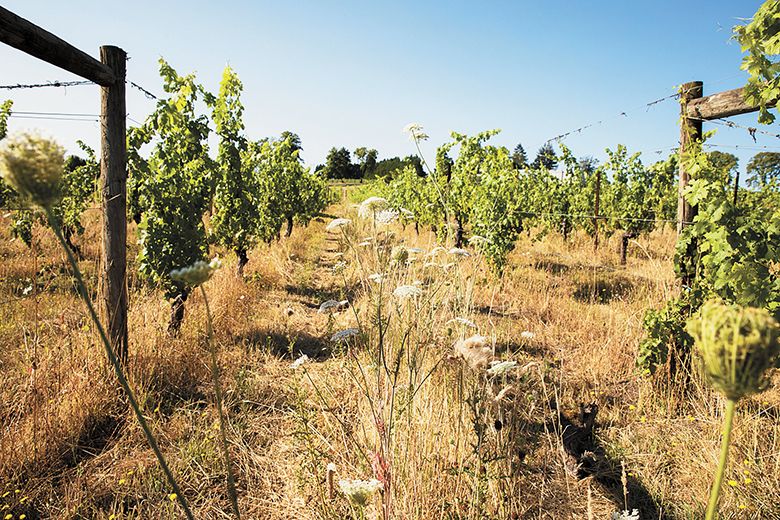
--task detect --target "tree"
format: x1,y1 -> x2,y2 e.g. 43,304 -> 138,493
532,142 -> 558,170
709,151 -> 739,184
281,131 -> 303,158
128,59 -> 214,333
511,143 -> 527,169
321,147 -> 357,179
354,147 -> 378,178
208,66 -> 264,276
746,152 -> 780,188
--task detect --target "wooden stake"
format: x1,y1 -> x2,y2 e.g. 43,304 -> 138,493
677,81 -> 703,234
593,168 -> 601,251
100,45 -> 128,363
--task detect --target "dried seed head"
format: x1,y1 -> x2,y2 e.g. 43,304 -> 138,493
686,300 -> 780,401
0,133 -> 65,209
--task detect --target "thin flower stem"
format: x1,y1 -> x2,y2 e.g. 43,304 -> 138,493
43,208 -> 195,520
705,398 -> 737,520
201,285 -> 241,519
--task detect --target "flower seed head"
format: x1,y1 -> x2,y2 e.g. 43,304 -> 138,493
686,300 -> 780,401
0,133 -> 65,208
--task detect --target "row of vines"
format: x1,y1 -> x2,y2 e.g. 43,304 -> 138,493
0,62 -> 333,331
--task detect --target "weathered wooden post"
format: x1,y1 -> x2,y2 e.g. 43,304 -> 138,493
100,46 -> 128,363
593,168 -> 601,251
0,7 -> 129,364
677,81 -> 703,234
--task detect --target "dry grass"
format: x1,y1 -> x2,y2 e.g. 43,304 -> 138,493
1,200 -> 779,519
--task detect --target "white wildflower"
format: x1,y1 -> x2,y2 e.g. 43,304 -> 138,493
448,247 -> 471,257
326,218 -> 352,231
331,328 -> 360,342
318,299 -> 348,314
448,317 -> 477,328
611,510 -> 640,520
326,462 -> 337,473
170,257 -> 222,286
426,246 -> 446,257
358,197 -> 390,218
423,262 -> 441,269
520,331 -> 535,340
339,478 -> 383,507
290,354 -> 309,369
468,235 -> 490,246
332,261 -> 347,273
487,360 -> 518,377
358,240 -> 373,247
368,273 -> 384,284
393,285 -> 423,300
407,247 -> 424,254
375,208 -> 399,224
0,133 -> 65,208
403,122 -> 429,141
399,207 -> 415,219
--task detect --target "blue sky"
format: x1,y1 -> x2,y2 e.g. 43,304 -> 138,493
2,1 -> 777,174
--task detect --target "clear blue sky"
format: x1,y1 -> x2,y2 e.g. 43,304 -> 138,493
2,1 -> 777,174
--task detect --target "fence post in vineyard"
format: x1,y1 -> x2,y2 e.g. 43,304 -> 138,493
0,6 -> 129,364
677,81 -> 703,235
593,168 -> 601,251
100,45 -> 129,364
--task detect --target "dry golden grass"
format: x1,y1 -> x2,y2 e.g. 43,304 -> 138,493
0,200 -> 779,519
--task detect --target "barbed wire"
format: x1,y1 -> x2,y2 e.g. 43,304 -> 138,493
0,80 -> 93,90
687,115 -> 780,142
128,81 -> 158,100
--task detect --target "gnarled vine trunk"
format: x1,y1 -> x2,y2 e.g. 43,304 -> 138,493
455,217 -> 464,248
168,290 -> 188,334
620,231 -> 638,265
236,248 -> 248,277
285,215 -> 294,238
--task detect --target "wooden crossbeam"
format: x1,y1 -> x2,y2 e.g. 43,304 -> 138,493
0,6 -> 116,86
686,86 -> 776,120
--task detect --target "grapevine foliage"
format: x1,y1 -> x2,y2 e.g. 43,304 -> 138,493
129,59 -> 213,309
639,137 -> 780,372
734,0 -> 780,124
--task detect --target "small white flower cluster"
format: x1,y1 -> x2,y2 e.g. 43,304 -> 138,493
487,360 -> 518,377
318,299 -> 349,314
170,257 -> 222,286
331,328 -> 360,342
448,317 -> 477,328
520,331 -> 535,340
611,510 -> 640,520
393,285 -> 423,300
468,235 -> 490,246
290,354 -> 309,369
454,335 -> 492,369
326,218 -> 352,231
374,208 -> 399,224
368,273 -> 384,284
338,478 -> 383,507
448,247 -> 471,258
403,122 -> 429,142
358,197 -> 390,219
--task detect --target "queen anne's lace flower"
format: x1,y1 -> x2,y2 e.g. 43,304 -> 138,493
521,331 -> 535,340
318,299 -> 349,314
331,328 -> 360,342
326,218 -> 352,231
368,273 -> 384,284
403,123 -> 429,141
290,354 -> 309,369
448,247 -> 471,257
375,209 -> 399,224
393,285 -> 423,300
487,360 -> 518,377
170,257 -> 222,286
468,235 -> 490,246
358,197 -> 390,218
611,510 -> 640,520
448,317 -> 477,328
454,335 -> 492,369
339,478 -> 383,507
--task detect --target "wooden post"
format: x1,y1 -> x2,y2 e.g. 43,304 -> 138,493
677,81 -> 703,234
593,168 -> 601,251
100,46 -> 128,363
